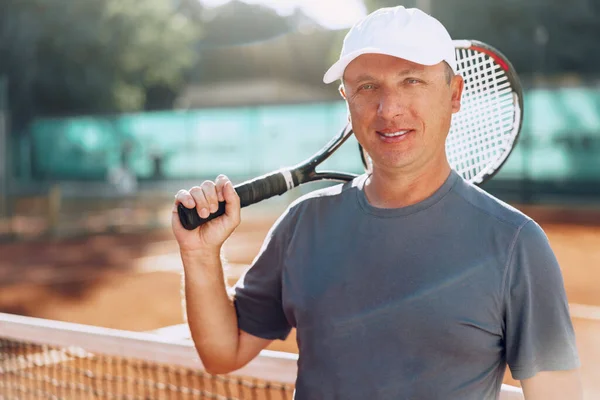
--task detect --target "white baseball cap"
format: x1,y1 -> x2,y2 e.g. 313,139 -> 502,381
323,6 -> 457,84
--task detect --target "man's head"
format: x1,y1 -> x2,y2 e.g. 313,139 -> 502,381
324,6 -> 464,176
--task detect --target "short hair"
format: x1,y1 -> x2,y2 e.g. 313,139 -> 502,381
443,62 -> 455,85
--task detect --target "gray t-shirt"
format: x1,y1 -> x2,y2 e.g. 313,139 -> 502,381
233,170 -> 579,399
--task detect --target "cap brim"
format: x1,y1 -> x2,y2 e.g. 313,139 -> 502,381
323,46 -> 454,84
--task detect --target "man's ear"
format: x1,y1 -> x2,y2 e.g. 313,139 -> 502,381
338,83 -> 347,100
339,82 -> 351,122
451,75 -> 464,114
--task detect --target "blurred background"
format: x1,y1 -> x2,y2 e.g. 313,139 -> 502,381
2,0 -> 600,222
0,0 -> 599,397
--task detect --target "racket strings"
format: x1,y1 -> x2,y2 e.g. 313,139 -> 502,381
450,52 -> 514,179
448,48 -> 518,183
452,53 -> 511,155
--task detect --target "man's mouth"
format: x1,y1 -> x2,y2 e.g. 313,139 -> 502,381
376,130 -> 415,141
378,130 -> 411,138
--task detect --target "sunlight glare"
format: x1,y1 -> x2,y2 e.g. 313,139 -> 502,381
197,0 -> 366,30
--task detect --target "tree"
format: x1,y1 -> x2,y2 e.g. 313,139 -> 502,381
187,0 -> 345,92
198,0 -> 293,48
0,0 -> 200,132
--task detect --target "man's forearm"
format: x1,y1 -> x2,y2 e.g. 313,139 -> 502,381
181,249 -> 240,372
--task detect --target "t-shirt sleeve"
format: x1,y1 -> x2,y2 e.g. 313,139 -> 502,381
503,219 -> 580,380
231,207 -> 294,341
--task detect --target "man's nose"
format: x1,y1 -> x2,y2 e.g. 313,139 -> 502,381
377,89 -> 406,120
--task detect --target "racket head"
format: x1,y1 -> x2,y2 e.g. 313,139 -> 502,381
449,39 -> 523,185
359,39 -> 524,186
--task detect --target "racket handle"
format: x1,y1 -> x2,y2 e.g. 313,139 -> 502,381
177,170 -> 294,230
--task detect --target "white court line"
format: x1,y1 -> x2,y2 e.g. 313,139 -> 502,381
569,303 -> 600,321
148,323 -> 190,340
132,253 -> 250,276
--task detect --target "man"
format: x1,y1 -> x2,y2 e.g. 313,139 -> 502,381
172,6 -> 582,399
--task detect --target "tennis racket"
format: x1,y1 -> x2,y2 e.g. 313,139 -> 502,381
178,39 -> 523,230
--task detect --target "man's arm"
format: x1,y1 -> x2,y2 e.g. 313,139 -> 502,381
173,177 -> 272,375
503,221 -> 581,396
521,369 -> 583,400
182,250 -> 273,374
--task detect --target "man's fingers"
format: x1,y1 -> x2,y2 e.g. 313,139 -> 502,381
175,189 -> 195,209
189,186 -> 210,219
201,180 -> 219,214
215,175 -> 229,203
223,181 -> 240,219
174,177 -> 236,223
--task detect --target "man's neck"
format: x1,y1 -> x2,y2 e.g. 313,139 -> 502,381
364,161 -> 452,209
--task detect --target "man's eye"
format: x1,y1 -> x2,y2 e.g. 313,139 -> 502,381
406,78 -> 421,84
360,83 -> 376,90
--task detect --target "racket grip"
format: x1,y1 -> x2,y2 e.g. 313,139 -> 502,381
177,201 -> 226,230
177,170 -> 293,230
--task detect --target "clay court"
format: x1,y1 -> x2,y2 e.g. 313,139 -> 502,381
0,203 -> 599,397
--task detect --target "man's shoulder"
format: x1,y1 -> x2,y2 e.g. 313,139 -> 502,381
288,175 -> 363,211
269,176 -> 363,232
450,177 -> 532,230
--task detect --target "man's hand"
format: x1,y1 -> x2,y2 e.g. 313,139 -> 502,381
172,174 -> 241,254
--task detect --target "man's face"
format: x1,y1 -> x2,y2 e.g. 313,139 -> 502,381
342,54 -> 464,175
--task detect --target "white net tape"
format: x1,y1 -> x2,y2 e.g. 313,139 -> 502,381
448,46 -> 520,184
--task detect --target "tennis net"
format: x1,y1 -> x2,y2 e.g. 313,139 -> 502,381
0,312 -> 297,399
